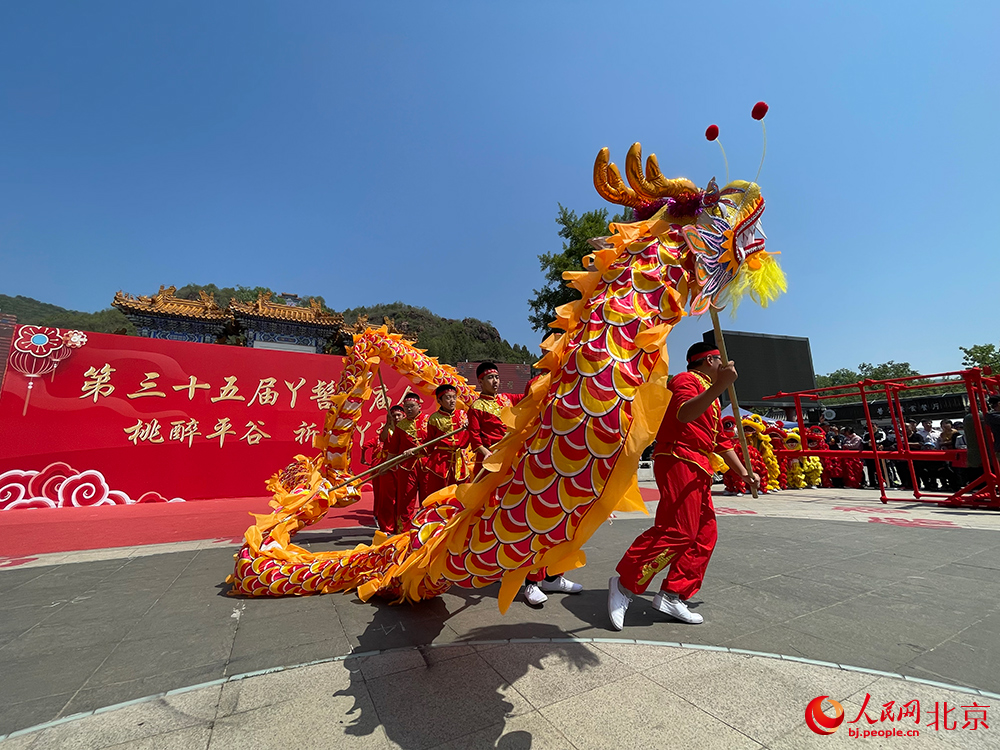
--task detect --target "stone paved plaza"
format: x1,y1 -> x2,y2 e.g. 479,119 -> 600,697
1,487 -> 999,748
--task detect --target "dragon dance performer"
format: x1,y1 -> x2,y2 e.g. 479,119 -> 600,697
365,404 -> 406,532
608,342 -> 759,629
421,384 -> 471,497
386,392 -> 428,534
467,362 -> 582,606
467,362 -> 521,477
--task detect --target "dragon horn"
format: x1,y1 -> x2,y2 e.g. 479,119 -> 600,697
625,143 -> 700,201
624,143 -> 657,201
642,150 -> 700,198
594,148 -> 645,208
645,153 -> 698,196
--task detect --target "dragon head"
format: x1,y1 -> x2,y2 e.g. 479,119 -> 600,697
594,138 -> 785,316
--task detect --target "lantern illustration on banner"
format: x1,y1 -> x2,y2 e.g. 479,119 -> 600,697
48,329 -> 86,379
8,326 -> 88,416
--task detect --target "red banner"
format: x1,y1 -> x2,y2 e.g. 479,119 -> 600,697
0,327 -> 415,505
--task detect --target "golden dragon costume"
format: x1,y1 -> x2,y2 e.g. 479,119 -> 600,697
744,414 -> 782,492
228,116 -> 786,613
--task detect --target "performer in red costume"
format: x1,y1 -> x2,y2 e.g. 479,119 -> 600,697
468,362 -> 582,606
421,384 -> 471,497
467,362 -> 522,478
608,342 -> 759,628
364,404 -> 405,532
386,393 -> 427,533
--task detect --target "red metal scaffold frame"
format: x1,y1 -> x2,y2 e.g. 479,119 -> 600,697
763,368 -> 1000,507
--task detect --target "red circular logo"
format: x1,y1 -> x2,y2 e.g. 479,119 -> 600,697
805,695 -> 844,735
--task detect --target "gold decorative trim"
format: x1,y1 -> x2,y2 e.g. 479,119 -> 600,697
112,286 -> 229,321
229,292 -> 343,328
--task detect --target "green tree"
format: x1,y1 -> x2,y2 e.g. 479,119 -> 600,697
959,343 -> 1000,372
857,361 -> 921,380
0,294 -> 135,334
527,204 -> 632,333
815,367 -> 860,389
341,303 -> 537,365
816,360 -> 965,405
175,283 -> 278,307
816,362 -> 923,404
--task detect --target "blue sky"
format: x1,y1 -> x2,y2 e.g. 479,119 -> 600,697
2,1 -> 996,377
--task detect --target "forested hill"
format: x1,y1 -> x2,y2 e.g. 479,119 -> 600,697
0,294 -> 135,334
0,289 -> 537,365
341,302 -> 536,365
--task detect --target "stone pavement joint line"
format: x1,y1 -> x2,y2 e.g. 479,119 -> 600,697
2,640 -> 996,747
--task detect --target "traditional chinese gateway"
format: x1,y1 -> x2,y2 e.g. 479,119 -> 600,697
113,286 -> 345,353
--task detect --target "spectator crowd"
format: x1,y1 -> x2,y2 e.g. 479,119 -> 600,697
815,395 -> 1000,492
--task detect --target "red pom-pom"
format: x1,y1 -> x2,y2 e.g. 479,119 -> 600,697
705,124 -> 719,141
751,101 -> 769,120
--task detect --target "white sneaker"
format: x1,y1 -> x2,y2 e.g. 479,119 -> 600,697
523,583 -> 548,606
652,591 -> 704,624
608,576 -> 632,630
538,575 -> 583,594
735,492 -> 745,498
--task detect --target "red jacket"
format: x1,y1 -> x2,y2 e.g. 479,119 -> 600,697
386,415 -> 428,470
424,409 -> 470,481
467,393 -> 522,451
653,370 -> 734,475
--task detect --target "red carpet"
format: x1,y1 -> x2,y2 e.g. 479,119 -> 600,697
3,489 -> 657,559
0,492 -> 375,558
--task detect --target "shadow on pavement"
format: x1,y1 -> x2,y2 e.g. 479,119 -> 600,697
556,586 -> 615,632
335,592 -> 600,749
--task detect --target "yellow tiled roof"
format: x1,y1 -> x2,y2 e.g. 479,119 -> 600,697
112,286 -> 230,321
229,292 -> 343,328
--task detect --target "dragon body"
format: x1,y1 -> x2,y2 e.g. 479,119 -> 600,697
228,141 -> 785,612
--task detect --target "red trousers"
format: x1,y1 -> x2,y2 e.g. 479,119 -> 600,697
393,467 -> 421,533
372,471 -> 396,533
616,455 -> 718,600
526,569 -> 548,583
420,469 -> 451,499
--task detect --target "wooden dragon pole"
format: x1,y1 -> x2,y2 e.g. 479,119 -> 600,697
710,308 -> 758,498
